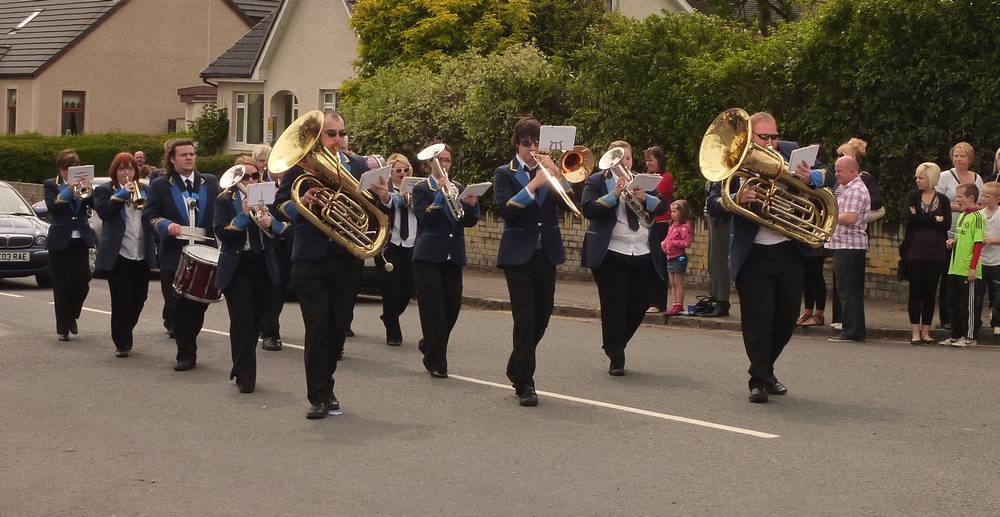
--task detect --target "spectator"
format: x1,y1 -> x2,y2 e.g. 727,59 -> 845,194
134,150 -> 147,169
661,200 -> 693,316
148,138 -> 176,182
978,181 -> 1000,336
902,163 -> 950,344
934,142 -> 982,329
940,183 -> 985,347
138,165 -> 152,180
826,155 -> 870,342
644,146 -> 674,314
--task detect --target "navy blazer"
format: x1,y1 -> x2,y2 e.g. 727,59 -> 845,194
43,176 -> 97,251
141,172 -> 219,272
93,182 -> 156,272
212,189 -> 287,291
580,171 -> 668,277
411,176 -> 479,265
492,158 -> 567,267
705,140 -> 810,280
275,152 -> 370,262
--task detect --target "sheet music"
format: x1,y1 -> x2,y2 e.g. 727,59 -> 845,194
68,165 -> 94,183
399,176 -> 424,195
628,174 -> 662,192
788,144 -> 820,170
539,125 -> 576,152
358,165 -> 391,191
459,182 -> 492,198
247,182 -> 276,204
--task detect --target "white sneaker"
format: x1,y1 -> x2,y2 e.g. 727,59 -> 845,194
993,327 -> 999,336
938,338 -> 955,346
830,322 -> 843,330
950,338 -> 977,348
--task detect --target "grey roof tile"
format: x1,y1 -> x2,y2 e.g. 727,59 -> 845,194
201,8 -> 276,78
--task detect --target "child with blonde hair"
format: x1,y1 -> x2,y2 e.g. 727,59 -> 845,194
661,200 -> 694,315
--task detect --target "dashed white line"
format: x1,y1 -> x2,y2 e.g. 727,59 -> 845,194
0,292 -> 24,298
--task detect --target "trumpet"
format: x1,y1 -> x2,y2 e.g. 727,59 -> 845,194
417,143 -> 464,220
598,147 -> 654,228
126,181 -> 145,209
72,181 -> 93,200
219,165 -> 273,236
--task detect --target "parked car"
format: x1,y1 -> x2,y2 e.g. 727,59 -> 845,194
0,181 -> 52,287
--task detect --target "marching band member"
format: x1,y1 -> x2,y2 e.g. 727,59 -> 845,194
251,145 -> 290,352
275,110 -> 391,419
142,139 -> 219,372
214,163 -> 288,393
44,149 -> 97,341
581,141 -> 667,376
378,153 -> 418,346
412,144 -> 480,377
94,152 -> 156,357
493,117 -> 569,407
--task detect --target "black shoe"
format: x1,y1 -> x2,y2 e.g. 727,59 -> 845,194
235,379 -> 254,393
608,367 -> 625,376
765,380 -> 787,395
115,350 -> 129,358
306,402 -> 329,419
518,387 -> 538,407
173,360 -> 196,371
329,394 -> 340,412
345,328 -> 355,337
57,332 -> 69,342
749,387 -> 769,403
387,337 -> 402,346
166,327 -> 175,338
430,370 -> 448,378
69,320 -> 79,335
938,322 -> 951,330
417,339 -> 427,355
827,334 -> 856,342
261,336 -> 282,351
702,301 -> 730,317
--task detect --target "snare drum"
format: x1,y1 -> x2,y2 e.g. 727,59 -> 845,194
173,244 -> 222,303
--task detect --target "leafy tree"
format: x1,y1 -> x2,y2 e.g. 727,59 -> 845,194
528,0 -> 608,59
189,103 -> 228,156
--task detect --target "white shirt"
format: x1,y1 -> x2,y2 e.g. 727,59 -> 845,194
608,199 -> 650,256
754,225 -> 789,245
390,188 -> 417,248
119,204 -> 145,261
982,207 -> 1000,266
936,168 -> 983,230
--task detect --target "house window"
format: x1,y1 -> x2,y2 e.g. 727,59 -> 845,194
5,89 -> 15,134
235,92 -> 264,145
320,90 -> 338,112
61,91 -> 84,135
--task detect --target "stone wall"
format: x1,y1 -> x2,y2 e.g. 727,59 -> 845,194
465,211 -> 907,302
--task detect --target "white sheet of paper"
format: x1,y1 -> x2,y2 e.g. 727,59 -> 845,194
246,182 -> 276,204
628,174 -> 662,192
358,165 -> 391,191
68,165 -> 94,183
539,125 -> 576,153
399,176 -> 423,195
459,182 -> 492,198
788,144 -> 820,170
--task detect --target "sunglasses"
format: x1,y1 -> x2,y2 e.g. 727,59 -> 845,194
325,129 -> 349,138
519,139 -> 540,147
754,133 -> 780,142
392,167 -> 411,173
243,172 -> 261,181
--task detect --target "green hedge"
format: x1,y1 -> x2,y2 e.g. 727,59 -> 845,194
0,132 -> 237,182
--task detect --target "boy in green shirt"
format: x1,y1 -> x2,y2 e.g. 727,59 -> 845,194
941,183 -> 985,347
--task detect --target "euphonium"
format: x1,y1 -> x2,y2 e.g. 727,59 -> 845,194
699,108 -> 838,248
598,146 -> 654,228
417,143 -> 464,220
219,165 -> 272,236
267,110 -> 390,261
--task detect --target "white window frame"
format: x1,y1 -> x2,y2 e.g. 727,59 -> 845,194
320,90 -> 338,112
234,91 -> 264,146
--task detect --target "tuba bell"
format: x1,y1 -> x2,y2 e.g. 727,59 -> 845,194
699,108 -> 838,248
267,110 -> 391,261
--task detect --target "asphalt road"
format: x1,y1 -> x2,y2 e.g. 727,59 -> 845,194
1,275 -> 998,516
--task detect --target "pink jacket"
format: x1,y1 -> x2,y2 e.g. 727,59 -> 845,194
661,220 -> 693,259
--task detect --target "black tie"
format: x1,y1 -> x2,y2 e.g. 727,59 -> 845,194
399,203 -> 410,240
626,203 -> 640,231
249,225 -> 263,252
185,179 -> 194,193
527,166 -> 538,179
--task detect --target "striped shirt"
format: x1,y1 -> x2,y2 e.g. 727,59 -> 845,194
826,175 -> 870,250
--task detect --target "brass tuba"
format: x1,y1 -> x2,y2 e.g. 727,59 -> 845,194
267,110 -> 390,261
699,108 -> 838,248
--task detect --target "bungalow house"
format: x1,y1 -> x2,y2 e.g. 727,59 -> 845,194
0,0 -> 279,135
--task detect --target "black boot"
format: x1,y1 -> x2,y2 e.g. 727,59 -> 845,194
703,300 -> 730,317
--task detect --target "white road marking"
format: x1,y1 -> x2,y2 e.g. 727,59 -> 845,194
81,307 -> 111,315
0,292 -> 24,298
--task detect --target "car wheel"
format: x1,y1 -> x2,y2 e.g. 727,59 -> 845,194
35,273 -> 52,288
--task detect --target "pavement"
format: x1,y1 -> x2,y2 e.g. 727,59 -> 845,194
459,267 -> 995,344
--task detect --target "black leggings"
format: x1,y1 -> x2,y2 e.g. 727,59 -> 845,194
802,255 -> 827,311
907,259 -> 945,325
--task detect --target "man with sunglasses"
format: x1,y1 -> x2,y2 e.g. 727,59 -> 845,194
493,116 -> 570,407
275,110 -> 391,419
706,111 -> 830,403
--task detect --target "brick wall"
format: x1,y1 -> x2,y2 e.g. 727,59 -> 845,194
466,211 -> 908,302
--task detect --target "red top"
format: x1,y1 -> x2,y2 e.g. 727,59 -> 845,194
653,171 -> 674,223
661,220 -> 693,259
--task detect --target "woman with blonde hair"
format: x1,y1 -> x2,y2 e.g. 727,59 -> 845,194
934,142 -> 983,328
378,152 -> 418,346
901,162 -> 951,344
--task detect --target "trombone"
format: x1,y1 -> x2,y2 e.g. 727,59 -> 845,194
527,145 -> 593,218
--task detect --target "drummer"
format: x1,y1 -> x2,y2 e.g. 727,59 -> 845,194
142,139 -> 221,372
213,163 -> 287,393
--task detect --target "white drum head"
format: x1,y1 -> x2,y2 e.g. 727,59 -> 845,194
185,244 -> 220,263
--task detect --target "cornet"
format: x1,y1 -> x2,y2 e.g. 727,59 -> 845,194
72,181 -> 93,200
598,147 -> 654,228
126,181 -> 145,209
417,143 -> 464,220
219,165 -> 273,236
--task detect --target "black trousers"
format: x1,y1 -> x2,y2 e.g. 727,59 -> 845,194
938,272 -> 950,326
503,250 -> 556,392
414,259 -> 463,374
107,257 -> 150,351
948,275 -> 985,340
831,249 -> 866,341
377,244 -> 415,341
223,253 -> 271,390
981,264 -> 1000,328
260,239 -> 291,339
707,214 -> 732,302
802,255 -> 827,311
906,259 -> 945,325
160,271 -> 176,331
159,273 -> 208,363
647,222 -> 669,310
592,251 -> 651,368
49,239 -> 91,334
734,242 -> 802,390
291,251 -> 362,405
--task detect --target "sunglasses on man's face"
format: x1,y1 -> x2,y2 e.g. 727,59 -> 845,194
325,129 -> 349,138
519,139 -> 540,147
243,172 -> 261,181
754,133 -> 780,142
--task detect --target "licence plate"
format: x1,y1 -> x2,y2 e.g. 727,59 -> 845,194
0,251 -> 29,262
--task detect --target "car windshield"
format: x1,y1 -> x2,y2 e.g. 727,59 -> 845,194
0,185 -> 34,215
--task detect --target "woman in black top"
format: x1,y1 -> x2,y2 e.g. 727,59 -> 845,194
902,162 -> 951,344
